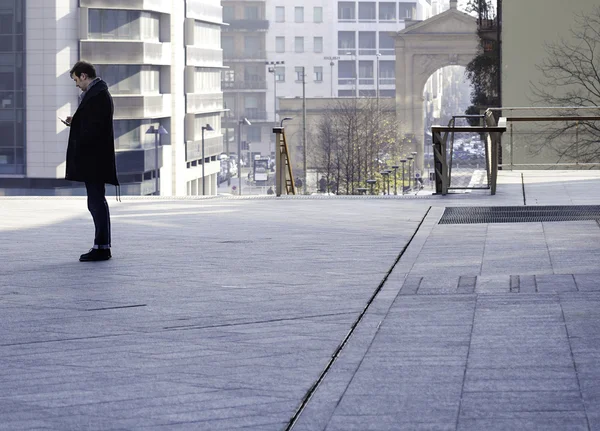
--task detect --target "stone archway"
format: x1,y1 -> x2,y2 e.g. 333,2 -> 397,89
394,4 -> 479,170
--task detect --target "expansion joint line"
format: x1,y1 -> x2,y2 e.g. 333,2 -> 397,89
284,206 -> 433,431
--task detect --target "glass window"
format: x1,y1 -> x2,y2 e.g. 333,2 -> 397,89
314,66 -> 323,82
246,126 -> 261,142
140,12 -> 159,42
295,66 -> 305,82
399,2 -> 416,19
314,7 -> 323,23
88,9 -> 142,40
379,3 -> 396,20
275,66 -> 285,82
294,37 -> 304,53
314,37 -> 323,53
244,36 -> 260,56
359,32 -> 376,55
244,6 -> 259,20
338,2 -> 355,20
114,120 -> 142,150
275,6 -> 285,22
358,2 -> 376,20
223,6 -> 235,22
295,7 -> 304,23
222,36 -> 234,56
96,65 -> 142,95
276,36 -> 285,53
338,31 -> 356,50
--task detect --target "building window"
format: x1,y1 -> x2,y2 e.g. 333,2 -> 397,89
314,66 -> 323,82
358,2 -> 376,21
295,7 -> 304,23
338,2 -> 355,20
114,120 -> 142,150
275,6 -> 285,22
222,70 -> 235,82
295,66 -> 305,82
244,36 -> 261,56
399,2 -> 416,19
314,37 -> 323,53
358,31 -> 376,55
89,9 -> 143,40
95,65 -> 141,95
338,31 -> 356,52
244,6 -> 259,20
379,2 -> 396,20
276,36 -> 285,53
223,6 -> 235,22
275,66 -> 285,82
314,6 -> 323,23
246,126 -> 261,142
222,36 -> 234,56
294,37 -> 304,53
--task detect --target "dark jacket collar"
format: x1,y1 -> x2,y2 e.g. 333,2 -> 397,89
78,79 -> 109,110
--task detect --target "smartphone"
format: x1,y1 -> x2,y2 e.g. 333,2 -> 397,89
59,117 -> 70,126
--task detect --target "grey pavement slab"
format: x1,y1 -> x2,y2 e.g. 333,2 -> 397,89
3,171 -> 600,430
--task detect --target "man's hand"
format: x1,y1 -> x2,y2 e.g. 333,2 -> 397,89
66,116 -> 73,126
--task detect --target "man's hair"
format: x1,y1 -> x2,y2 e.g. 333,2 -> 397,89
70,61 -> 97,79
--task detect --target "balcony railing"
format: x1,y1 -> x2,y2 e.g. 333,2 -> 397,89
112,94 -> 172,119
187,0 -> 222,23
223,50 -> 267,61
186,46 -> 223,67
79,0 -> 170,14
244,108 -> 267,120
223,20 -> 269,31
221,80 -> 267,90
186,93 -> 223,114
80,40 -> 171,65
186,135 -> 223,161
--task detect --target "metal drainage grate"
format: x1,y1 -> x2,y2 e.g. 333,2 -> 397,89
439,206 -> 600,224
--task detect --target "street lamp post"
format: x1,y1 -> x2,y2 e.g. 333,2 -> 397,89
411,151 -> 418,188
376,52 -> 381,109
266,61 -> 284,123
329,61 -> 335,97
145,125 -> 169,196
301,66 -> 307,194
400,159 -> 407,195
201,124 -> 214,195
391,165 -> 399,195
346,51 -> 358,97
380,171 -> 390,195
366,179 -> 376,195
238,117 -> 251,195
407,156 -> 414,191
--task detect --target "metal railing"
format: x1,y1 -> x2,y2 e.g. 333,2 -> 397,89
485,107 -> 600,170
432,112 -> 506,195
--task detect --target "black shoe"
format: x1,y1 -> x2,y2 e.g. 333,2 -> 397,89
79,248 -> 112,262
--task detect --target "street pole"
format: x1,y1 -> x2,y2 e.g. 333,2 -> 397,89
225,126 -> 230,186
302,66 -> 307,194
376,52 -> 381,111
354,54 -> 358,98
154,133 -> 159,195
330,61 -> 334,97
400,159 -> 407,195
392,165 -> 399,195
201,127 -> 205,195
237,121 -> 242,195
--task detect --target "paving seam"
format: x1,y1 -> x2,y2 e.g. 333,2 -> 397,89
288,207 -> 441,431
558,298 -> 592,430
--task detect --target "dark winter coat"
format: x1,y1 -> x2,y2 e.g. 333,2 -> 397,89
65,80 -> 119,186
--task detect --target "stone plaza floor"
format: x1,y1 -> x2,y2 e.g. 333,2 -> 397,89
2,171 -> 600,430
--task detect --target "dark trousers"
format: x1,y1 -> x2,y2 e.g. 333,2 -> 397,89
85,182 -> 111,248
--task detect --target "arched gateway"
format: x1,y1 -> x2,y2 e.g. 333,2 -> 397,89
394,2 -> 479,170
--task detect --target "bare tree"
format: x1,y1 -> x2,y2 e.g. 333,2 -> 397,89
530,6 -> 600,162
312,98 -> 400,194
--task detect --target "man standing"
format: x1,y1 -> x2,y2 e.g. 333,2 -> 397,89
65,61 -> 119,262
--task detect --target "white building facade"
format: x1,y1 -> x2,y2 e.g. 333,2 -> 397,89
0,0 -> 225,196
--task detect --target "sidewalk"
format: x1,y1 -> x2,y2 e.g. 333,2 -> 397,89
1,171 -> 600,430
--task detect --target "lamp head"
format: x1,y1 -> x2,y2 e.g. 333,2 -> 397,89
202,124 -> 214,131
241,118 -> 251,126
